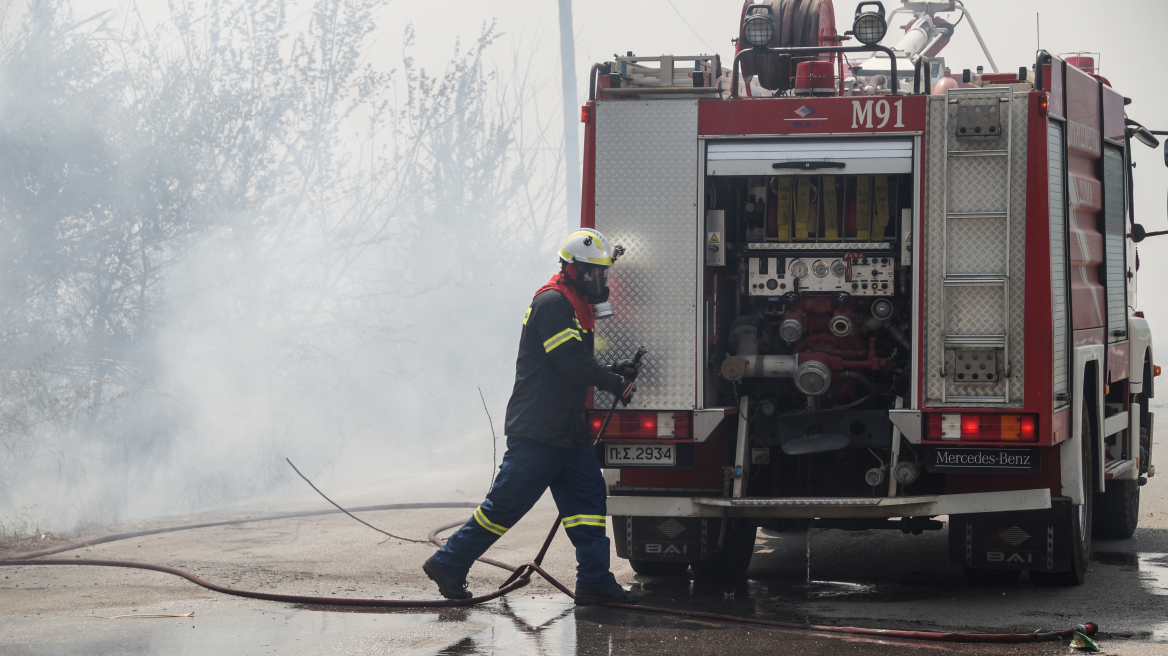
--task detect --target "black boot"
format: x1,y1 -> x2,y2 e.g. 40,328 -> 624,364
574,583 -> 640,606
423,556 -> 472,600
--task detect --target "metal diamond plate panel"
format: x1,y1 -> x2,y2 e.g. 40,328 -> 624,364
947,218 -> 1007,275
593,100 -> 699,410
947,157 -> 1008,214
945,285 -> 1005,336
924,93 -> 1028,406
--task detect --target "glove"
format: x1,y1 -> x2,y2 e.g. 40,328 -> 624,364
609,358 -> 642,382
617,379 -> 637,406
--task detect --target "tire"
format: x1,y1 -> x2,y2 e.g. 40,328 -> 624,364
691,520 -> 756,580
1093,478 -> 1140,539
964,568 -> 1021,585
1031,409 -> 1094,586
629,560 -> 689,577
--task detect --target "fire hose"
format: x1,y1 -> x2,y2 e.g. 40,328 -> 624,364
0,505 -> 1100,643
0,344 -> 1099,642
0,485 -> 1102,639
0,490 -> 1099,643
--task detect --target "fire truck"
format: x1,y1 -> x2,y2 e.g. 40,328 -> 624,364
583,0 -> 1161,584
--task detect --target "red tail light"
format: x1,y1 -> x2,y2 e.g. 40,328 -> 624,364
1019,416 -> 1036,440
927,413 -> 1039,442
961,415 -> 981,434
581,104 -> 593,123
588,411 -> 693,439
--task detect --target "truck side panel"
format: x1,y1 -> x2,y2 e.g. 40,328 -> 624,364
1063,64 -> 1105,334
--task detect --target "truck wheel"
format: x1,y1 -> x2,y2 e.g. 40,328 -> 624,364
690,520 -> 756,579
1031,409 -> 1094,586
1093,478 -> 1140,540
629,560 -> 689,576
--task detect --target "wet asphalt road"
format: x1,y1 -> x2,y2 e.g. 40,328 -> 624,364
3,464 -> 1168,656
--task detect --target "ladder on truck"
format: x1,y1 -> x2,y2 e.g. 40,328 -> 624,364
939,87 -> 1014,404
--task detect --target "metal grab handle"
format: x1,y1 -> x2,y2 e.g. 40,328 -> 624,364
772,161 -> 846,170
913,55 -> 932,95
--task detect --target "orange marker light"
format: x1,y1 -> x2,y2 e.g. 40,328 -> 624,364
1156,365 -> 1162,377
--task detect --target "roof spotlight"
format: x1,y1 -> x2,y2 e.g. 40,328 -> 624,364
850,1 -> 887,46
742,4 -> 776,49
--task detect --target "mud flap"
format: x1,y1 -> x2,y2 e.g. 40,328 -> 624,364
613,516 -> 727,563
947,501 -> 1074,571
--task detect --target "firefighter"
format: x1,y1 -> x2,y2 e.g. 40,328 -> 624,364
424,228 -> 641,605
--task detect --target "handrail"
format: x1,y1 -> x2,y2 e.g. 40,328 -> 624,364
729,44 -> 904,99
1034,50 -> 1051,92
913,55 -> 932,95
589,62 -> 604,102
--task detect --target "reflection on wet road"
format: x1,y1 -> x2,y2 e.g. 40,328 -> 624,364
434,525 -> 1168,655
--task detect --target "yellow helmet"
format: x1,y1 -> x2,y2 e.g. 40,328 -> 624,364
558,228 -> 614,266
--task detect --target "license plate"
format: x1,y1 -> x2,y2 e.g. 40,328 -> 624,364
605,443 -> 676,467
927,447 -> 1040,474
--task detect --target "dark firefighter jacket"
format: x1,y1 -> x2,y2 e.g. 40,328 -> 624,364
504,289 -> 625,449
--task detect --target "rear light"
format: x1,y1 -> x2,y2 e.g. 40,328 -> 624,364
580,104 -> 593,123
1037,92 -> 1049,116
927,413 -> 1039,442
589,411 -> 693,439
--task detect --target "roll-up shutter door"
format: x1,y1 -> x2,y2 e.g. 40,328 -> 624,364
706,138 -> 913,176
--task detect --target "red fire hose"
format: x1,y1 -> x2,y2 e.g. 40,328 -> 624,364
0,503 -> 1098,644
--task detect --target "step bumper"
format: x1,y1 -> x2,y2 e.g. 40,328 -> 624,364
606,489 -> 1051,519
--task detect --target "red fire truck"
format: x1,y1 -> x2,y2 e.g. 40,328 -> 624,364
583,0 -> 1160,584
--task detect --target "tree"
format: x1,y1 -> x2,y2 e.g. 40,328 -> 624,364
0,0 -> 564,524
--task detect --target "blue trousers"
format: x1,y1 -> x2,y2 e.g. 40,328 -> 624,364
431,436 -> 616,590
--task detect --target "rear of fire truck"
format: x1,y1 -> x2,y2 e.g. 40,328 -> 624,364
583,0 -> 1159,583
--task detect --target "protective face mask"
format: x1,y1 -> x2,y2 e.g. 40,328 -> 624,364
581,267 -> 610,304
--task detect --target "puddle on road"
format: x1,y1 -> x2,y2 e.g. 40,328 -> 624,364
802,580 -> 877,599
1136,553 -> 1168,595
438,596 -> 577,655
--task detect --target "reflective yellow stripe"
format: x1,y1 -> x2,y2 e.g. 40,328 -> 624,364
543,327 -> 581,352
561,514 -> 606,529
523,307 -> 532,325
563,519 -> 606,529
473,507 -> 507,536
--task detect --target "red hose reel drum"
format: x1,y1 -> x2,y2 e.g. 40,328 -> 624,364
739,0 -> 838,92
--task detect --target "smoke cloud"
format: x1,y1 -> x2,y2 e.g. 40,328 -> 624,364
0,0 -> 565,532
